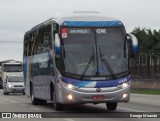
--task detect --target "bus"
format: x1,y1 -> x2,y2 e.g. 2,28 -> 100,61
2,61 -> 23,88
23,12 -> 138,111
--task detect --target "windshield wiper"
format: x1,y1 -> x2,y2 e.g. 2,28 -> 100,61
99,47 -> 116,79
80,47 -> 95,80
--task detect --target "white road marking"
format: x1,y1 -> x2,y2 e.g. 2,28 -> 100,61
30,107 -> 41,111
19,104 -> 27,107
10,101 -> 18,103
4,98 -> 9,101
64,118 -> 75,121
132,99 -> 160,103
117,107 -> 144,112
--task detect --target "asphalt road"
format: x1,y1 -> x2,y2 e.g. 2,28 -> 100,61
0,89 -> 160,121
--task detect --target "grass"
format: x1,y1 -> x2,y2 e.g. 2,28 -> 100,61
131,89 -> 160,95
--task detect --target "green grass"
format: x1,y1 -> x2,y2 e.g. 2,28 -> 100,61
131,89 -> 160,95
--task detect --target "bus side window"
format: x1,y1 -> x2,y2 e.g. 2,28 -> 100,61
23,37 -> 28,57
35,28 -> 44,54
23,34 -> 31,57
32,31 -> 39,55
27,34 -> 32,56
43,25 -> 52,52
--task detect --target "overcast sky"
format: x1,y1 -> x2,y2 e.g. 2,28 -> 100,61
0,0 -> 160,62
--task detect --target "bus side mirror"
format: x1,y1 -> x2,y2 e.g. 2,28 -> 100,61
55,34 -> 61,57
127,33 -> 138,55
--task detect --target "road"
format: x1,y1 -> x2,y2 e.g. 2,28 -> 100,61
0,89 -> 160,121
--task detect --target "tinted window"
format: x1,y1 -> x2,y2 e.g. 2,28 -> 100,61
8,76 -> 24,82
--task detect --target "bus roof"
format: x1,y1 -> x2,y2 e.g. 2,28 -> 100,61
26,12 -> 124,35
53,11 -> 122,26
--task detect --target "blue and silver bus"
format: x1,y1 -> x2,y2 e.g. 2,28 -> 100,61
23,12 -> 138,111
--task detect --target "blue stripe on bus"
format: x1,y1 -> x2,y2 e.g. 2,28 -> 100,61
61,75 -> 131,88
62,21 -> 123,27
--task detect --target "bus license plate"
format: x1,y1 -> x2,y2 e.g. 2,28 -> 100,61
92,95 -> 104,100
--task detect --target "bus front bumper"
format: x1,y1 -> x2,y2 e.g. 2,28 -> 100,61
7,87 -> 24,93
57,84 -> 130,104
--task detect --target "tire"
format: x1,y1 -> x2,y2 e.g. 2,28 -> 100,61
106,102 -> 117,111
53,90 -> 63,111
39,100 -> 47,105
23,92 -> 25,95
31,85 -> 47,105
6,92 -> 9,95
31,86 -> 39,105
3,90 -> 6,95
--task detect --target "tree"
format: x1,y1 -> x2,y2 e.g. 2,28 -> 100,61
132,27 -> 160,55
131,27 -> 160,78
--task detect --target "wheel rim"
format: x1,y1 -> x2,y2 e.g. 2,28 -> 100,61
31,93 -> 34,102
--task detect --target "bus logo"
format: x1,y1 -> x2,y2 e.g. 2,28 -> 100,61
96,88 -> 101,92
62,28 -> 68,38
96,29 -> 106,34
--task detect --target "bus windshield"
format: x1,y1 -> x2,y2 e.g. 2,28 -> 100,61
62,27 -> 127,79
2,64 -> 23,72
8,76 -> 24,82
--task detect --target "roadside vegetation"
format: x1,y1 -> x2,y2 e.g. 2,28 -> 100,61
132,27 -> 160,56
131,89 -> 160,95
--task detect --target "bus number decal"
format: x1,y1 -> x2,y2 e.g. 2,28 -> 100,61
118,78 -> 128,84
39,57 -> 48,68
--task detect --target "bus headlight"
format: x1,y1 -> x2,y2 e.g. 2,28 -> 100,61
122,83 -> 128,88
118,82 -> 130,88
67,84 -> 73,89
65,84 -> 79,90
67,94 -> 73,100
122,93 -> 128,98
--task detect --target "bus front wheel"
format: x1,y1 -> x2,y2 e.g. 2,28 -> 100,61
106,102 -> 117,111
31,91 -> 39,105
31,85 -> 40,105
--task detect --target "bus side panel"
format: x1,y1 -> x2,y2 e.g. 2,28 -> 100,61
23,56 -> 30,96
32,52 -> 55,101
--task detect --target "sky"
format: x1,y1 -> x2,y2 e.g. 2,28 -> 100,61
0,0 -> 160,62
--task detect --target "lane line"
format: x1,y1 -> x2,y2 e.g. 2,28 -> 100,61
132,99 -> 160,103
117,107 -> 144,112
10,101 -> 18,103
64,119 -> 75,121
19,104 -> 27,107
3,98 -> 9,101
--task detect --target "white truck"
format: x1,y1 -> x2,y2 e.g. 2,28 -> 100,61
0,66 -> 2,89
1,61 -> 23,89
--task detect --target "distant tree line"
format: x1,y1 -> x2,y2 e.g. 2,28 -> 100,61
130,27 -> 160,79
131,27 -> 160,56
